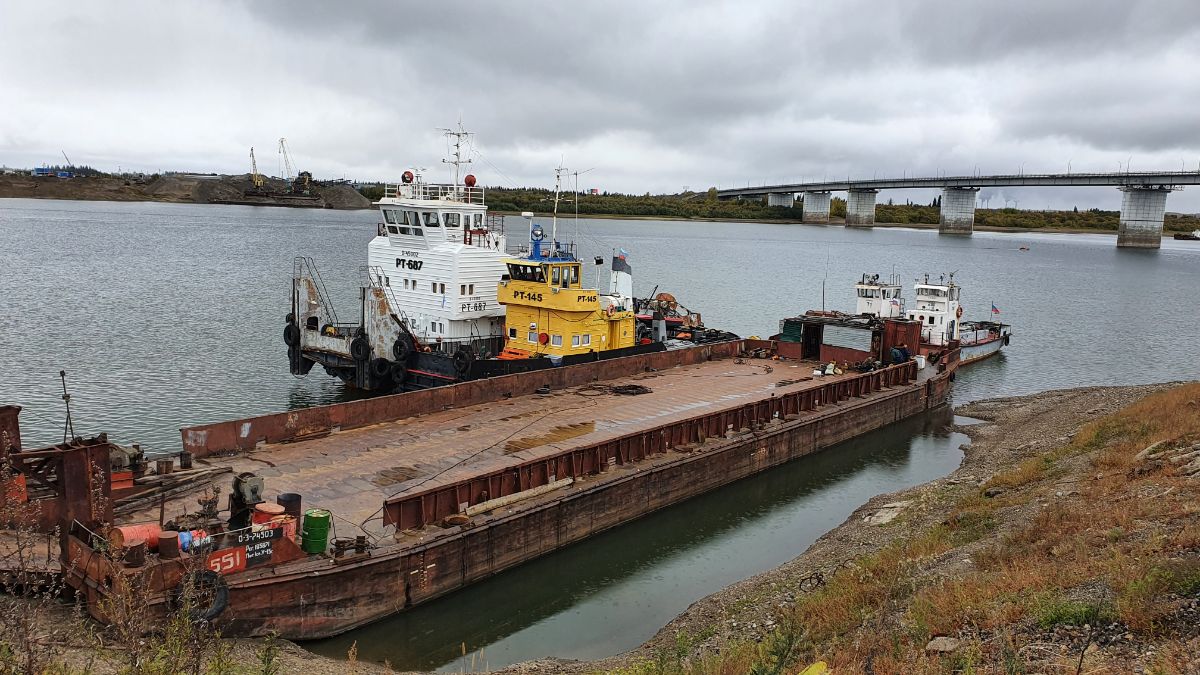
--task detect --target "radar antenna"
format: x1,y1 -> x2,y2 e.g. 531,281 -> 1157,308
438,121 -> 474,187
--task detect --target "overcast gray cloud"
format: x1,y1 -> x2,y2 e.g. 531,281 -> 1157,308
4,0 -> 1200,210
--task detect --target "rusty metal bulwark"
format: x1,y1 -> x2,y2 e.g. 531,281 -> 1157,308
0,405 -> 21,460
181,341 -> 743,457
382,360 -> 919,531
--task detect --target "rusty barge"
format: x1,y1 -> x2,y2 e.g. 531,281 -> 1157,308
6,337 -> 960,640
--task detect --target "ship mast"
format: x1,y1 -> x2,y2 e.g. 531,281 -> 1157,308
439,121 -> 473,187
551,164 -> 565,249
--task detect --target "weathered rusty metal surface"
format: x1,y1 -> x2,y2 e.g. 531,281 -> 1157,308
0,405 -> 20,459
382,360 -> 918,530
181,340 -> 744,457
8,437 -> 113,533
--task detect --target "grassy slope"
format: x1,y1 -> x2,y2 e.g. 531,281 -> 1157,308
608,383 -> 1200,675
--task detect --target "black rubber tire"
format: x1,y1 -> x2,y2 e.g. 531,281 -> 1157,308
283,323 -> 300,347
171,569 -> 228,624
391,362 -> 408,386
369,357 -> 392,379
1003,334 -> 1010,346
285,312 -> 295,324
453,347 -> 474,375
392,334 -> 413,361
350,336 -> 371,361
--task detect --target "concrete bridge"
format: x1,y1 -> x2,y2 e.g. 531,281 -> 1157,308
717,171 -> 1200,248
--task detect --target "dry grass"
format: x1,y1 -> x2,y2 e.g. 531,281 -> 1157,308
642,382 -> 1200,674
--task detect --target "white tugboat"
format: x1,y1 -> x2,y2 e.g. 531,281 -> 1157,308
848,272 -> 1011,365
903,273 -> 1011,365
286,124 -> 513,390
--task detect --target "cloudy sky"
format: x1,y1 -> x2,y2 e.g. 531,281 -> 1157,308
4,0 -> 1200,209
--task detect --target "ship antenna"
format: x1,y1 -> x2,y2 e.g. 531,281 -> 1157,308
438,120 -> 473,188
572,167 -> 595,244
551,164 -> 565,252
59,369 -> 75,443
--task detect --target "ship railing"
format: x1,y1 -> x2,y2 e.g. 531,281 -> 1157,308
384,183 -> 486,204
294,256 -> 339,326
421,334 -> 506,359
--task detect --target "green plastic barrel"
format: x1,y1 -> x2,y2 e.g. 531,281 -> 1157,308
301,509 -> 331,554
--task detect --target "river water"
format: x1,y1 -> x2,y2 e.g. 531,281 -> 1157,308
2,199 -> 1198,669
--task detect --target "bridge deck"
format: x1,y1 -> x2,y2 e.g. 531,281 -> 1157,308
718,170 -> 1200,197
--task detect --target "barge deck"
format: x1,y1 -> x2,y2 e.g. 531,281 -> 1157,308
131,358 -> 864,538
28,340 -> 957,639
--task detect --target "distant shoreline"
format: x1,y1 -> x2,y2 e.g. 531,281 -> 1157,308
1,193 -> 1183,237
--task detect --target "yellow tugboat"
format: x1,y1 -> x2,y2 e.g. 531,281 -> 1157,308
496,218 -> 637,361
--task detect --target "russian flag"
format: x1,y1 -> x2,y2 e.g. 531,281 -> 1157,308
991,302 -> 1000,315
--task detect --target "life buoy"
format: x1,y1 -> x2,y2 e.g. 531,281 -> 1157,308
283,323 -> 300,347
956,306 -> 963,319
171,569 -> 228,623
392,334 -> 413,361
350,336 -> 371,361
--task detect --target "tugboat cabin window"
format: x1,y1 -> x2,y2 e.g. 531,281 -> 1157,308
383,209 -> 397,224
552,267 -> 561,285
509,327 -> 518,338
582,334 -> 591,346
397,226 -> 411,235
474,214 -> 483,227
551,335 -> 563,347
444,213 -> 460,227
507,264 -> 545,283
423,212 -> 441,227
386,226 -> 399,234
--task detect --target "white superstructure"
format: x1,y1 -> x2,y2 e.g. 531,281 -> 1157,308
854,273 -> 905,318
907,273 -> 961,346
366,125 -> 509,345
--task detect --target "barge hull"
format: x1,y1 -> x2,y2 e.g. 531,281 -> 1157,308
208,363 -> 954,639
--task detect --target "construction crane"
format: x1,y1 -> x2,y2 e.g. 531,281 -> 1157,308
250,147 -> 264,189
61,150 -> 73,169
277,138 -> 310,195
278,138 -> 295,182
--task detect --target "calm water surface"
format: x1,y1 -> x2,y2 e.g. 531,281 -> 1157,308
2,199 -> 1198,668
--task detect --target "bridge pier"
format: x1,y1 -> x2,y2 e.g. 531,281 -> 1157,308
767,192 -> 795,208
939,187 -> 979,235
846,189 -> 878,227
801,191 -> 831,224
1117,186 -> 1171,249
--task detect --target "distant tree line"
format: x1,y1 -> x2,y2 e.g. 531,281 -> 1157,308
350,182 -> 1200,231
874,203 -> 1198,232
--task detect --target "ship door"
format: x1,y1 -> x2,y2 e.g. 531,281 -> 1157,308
802,325 -> 822,359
